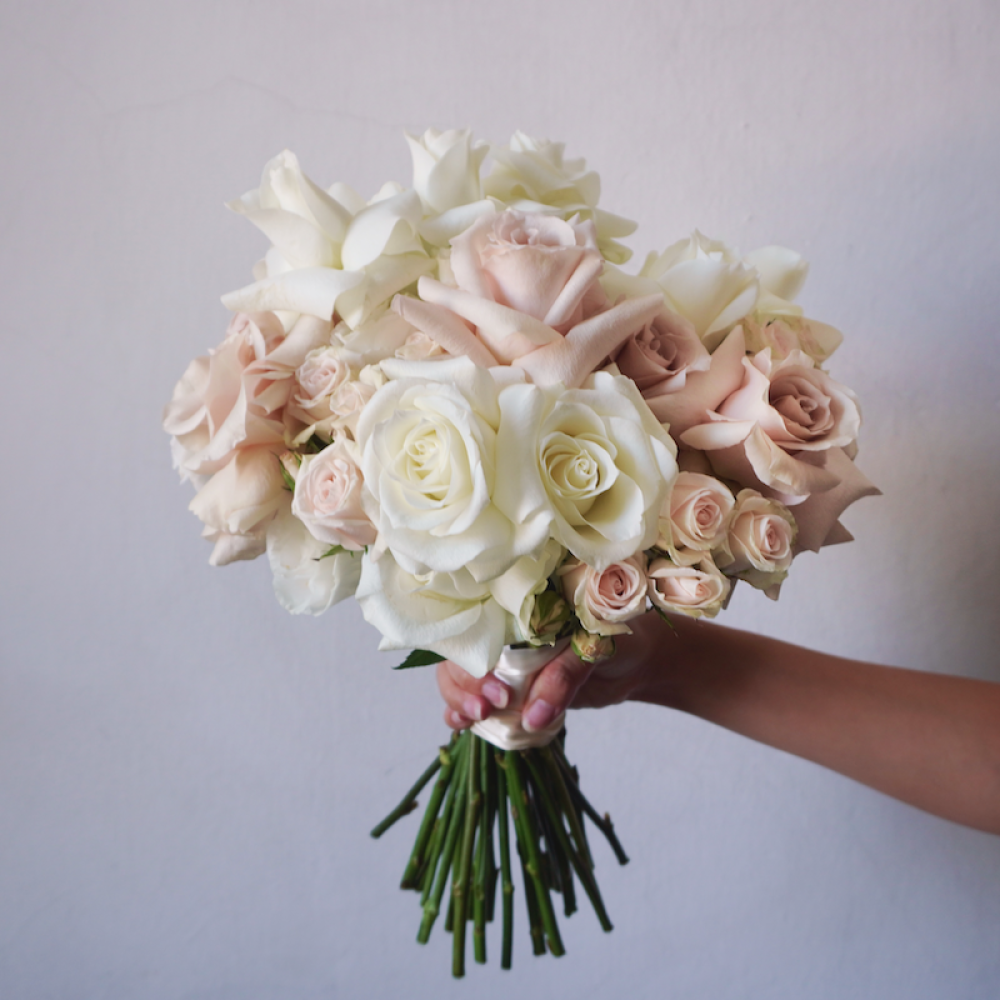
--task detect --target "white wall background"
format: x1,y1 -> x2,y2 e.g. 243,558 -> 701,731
2,1 -> 999,998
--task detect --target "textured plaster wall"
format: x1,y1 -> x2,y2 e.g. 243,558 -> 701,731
1,2 -> 999,998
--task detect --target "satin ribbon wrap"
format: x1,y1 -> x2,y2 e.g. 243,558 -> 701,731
471,640 -> 569,750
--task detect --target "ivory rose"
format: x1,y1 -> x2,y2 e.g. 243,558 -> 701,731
657,472 -> 735,566
717,490 -> 797,595
682,349 -> 861,501
267,505 -> 362,614
493,370 -> 677,569
355,357 -> 532,581
646,557 -> 730,619
291,438 -> 377,550
558,554 -> 648,636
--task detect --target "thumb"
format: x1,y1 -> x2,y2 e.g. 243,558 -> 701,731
522,647 -> 595,733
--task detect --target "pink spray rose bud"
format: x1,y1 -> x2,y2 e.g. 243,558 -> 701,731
646,556 -> 730,619
291,438 -> 377,551
571,629 -> 616,665
558,555 -> 648,636
717,489 -> 797,596
657,472 -> 735,565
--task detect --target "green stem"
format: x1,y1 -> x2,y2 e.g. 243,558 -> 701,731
541,745 -> 593,869
529,753 -> 576,917
417,736 -> 469,944
525,752 -> 612,932
451,734 -> 481,978
400,742 -> 459,888
551,742 -> 629,866
517,839 -> 546,956
505,751 -> 565,957
495,751 -> 515,970
371,753 -> 443,840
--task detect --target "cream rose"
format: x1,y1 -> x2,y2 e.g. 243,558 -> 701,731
291,439 -> 376,551
266,505 -> 362,614
356,357 -> 529,581
558,554 -> 648,636
493,370 -> 677,569
717,490 -> 797,595
646,557 -> 730,619
657,472 -> 735,565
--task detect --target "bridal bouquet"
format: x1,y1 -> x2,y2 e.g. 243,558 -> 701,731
164,129 -> 877,976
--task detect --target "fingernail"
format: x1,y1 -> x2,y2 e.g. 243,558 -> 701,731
462,696 -> 484,722
481,678 -> 509,709
523,699 -> 555,733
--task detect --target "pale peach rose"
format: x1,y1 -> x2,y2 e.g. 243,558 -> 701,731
682,348 -> 861,501
188,445 -> 288,566
163,312 -> 330,479
657,472 -> 735,565
646,557 -> 729,618
291,438 -> 376,550
742,316 -> 842,365
717,490 -> 796,596
558,554 -> 648,636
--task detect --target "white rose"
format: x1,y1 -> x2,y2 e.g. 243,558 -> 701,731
356,551 -> 509,677
657,472 -> 735,566
266,505 -> 362,615
356,357 -> 529,581
291,439 -> 377,551
558,554 -> 648,636
493,370 -> 677,570
221,149 -> 432,329
647,557 -> 730,619
487,539 -> 566,644
640,231 -> 759,350
717,489 -> 797,596
405,128 -> 488,214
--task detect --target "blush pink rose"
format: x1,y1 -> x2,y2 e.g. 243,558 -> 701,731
393,211 -> 665,388
451,210 -> 606,331
558,554 -> 648,636
291,438 -> 377,550
646,557 -> 729,619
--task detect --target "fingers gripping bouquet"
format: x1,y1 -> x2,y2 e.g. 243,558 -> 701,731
164,129 -> 878,975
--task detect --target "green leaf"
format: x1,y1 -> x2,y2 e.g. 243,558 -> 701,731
393,649 -> 446,670
277,457 -> 297,493
316,544 -> 348,561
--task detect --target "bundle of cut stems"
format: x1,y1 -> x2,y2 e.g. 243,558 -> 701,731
371,730 -> 628,977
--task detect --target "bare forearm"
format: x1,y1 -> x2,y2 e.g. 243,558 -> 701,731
632,616 -> 1000,834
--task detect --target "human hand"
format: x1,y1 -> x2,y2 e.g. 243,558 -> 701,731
436,611 -> 663,732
